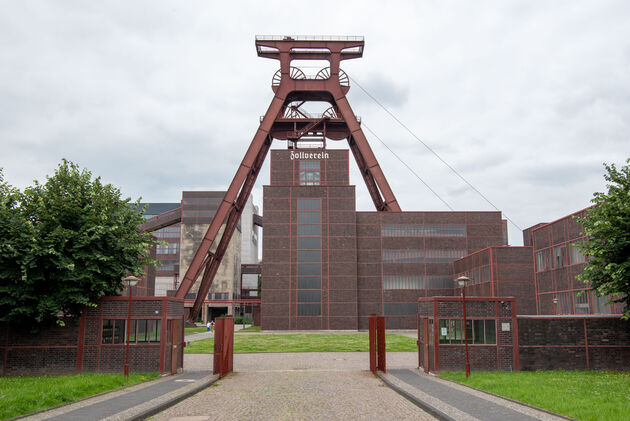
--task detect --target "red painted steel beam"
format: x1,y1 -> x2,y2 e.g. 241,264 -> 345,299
175,96 -> 284,302
139,207 -> 182,232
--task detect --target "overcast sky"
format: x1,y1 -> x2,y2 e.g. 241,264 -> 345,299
2,1 -> 630,245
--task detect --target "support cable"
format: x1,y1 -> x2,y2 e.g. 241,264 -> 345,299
348,74 -> 523,231
361,122 -> 454,211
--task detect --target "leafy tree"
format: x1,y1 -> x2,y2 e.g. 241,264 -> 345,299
0,161 -> 159,327
577,158 -> 630,319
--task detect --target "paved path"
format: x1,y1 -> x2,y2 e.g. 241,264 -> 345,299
22,371 -> 218,421
153,352 -> 435,421
382,369 -> 571,421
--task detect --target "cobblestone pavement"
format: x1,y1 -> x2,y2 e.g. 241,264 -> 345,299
152,352 -> 435,421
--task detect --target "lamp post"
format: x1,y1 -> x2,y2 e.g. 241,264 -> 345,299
122,275 -> 140,378
456,276 -> 472,378
552,297 -> 559,315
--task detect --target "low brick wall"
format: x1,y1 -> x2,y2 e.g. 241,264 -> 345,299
517,316 -> 630,371
1,297 -> 185,376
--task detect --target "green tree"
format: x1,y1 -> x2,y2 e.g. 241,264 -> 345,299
0,161 -> 159,327
577,158 -> 630,318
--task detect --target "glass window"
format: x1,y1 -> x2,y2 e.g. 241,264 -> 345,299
298,250 -> 321,262
298,276 -> 321,289
299,161 -> 320,185
102,319 -> 114,344
298,290 -> 321,303
298,263 -> 321,276
438,319 -> 496,345
136,319 -> 148,343
298,237 -> 321,250
297,199 -> 321,211
297,303 -> 321,316
298,224 -> 321,236
569,242 -> 586,264
484,320 -> 496,344
297,212 -> 321,224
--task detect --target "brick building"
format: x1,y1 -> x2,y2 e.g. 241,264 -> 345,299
524,208 -> 624,316
261,149 -> 507,330
141,191 -> 260,322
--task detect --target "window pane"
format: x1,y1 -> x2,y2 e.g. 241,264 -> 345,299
129,320 -> 137,343
298,224 -> 321,236
298,290 -> 321,303
113,320 -> 125,344
297,199 -> 321,211
137,319 -> 148,343
298,250 -> 321,262
466,320 -> 473,344
439,319 -> 449,344
297,303 -> 321,316
102,320 -> 113,344
298,237 -> 321,250
473,319 -> 485,344
298,276 -> 321,289
484,320 -> 496,344
298,264 -> 321,276
297,212 -> 321,223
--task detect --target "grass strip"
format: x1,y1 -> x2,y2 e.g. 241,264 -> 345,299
184,326 -> 208,334
0,372 -> 159,420
439,370 -> 630,421
237,325 -> 261,332
185,333 -> 416,354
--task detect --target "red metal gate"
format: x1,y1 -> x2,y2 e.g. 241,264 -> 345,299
368,314 -> 386,374
213,316 -> 234,378
418,315 -> 430,373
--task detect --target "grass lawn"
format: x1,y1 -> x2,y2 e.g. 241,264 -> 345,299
184,326 -> 208,334
237,325 -> 261,332
440,370 -> 630,421
0,372 -> 159,420
185,333 -> 416,354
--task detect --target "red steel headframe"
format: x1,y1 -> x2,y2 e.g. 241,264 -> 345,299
176,36 -> 401,320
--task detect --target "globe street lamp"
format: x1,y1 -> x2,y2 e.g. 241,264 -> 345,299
122,275 -> 140,378
456,275 -> 472,378
552,297 -> 559,315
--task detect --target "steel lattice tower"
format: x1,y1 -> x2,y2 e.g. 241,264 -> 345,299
176,36 -> 401,320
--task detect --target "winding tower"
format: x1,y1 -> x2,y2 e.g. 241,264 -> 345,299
176,36 -> 401,320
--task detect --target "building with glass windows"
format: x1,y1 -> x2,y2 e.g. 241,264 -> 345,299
141,191 -> 259,322
261,149 -> 507,330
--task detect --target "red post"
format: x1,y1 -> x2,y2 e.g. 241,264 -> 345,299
124,286 -> 133,378
462,288 -> 470,378
213,318 -> 223,375
377,316 -> 386,373
368,314 -> 377,374
222,316 -> 234,377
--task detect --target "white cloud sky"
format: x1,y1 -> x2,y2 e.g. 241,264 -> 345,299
2,0 -> 630,245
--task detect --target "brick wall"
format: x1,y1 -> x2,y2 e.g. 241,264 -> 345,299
0,297 -> 184,376
517,316 -> 630,370
418,297 -> 517,372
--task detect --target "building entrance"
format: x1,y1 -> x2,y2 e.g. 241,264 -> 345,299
208,306 -> 228,321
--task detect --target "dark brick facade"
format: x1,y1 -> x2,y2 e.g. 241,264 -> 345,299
454,246 -> 536,314
526,208 -> 624,316
417,297 -> 518,372
517,316 -> 630,371
261,148 -> 508,330
0,297 -> 185,376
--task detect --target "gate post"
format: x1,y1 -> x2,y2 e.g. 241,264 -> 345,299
369,314 -> 377,374
222,316 -> 234,377
213,318 -> 223,375
377,316 -> 386,373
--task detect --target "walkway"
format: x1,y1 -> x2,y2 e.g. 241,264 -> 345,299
153,352 -> 434,421
381,369 -> 571,421
22,370 -> 217,421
